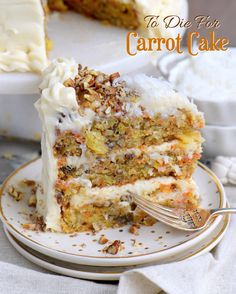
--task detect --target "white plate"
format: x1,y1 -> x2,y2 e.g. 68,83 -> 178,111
0,158 -> 226,267
3,213 -> 230,281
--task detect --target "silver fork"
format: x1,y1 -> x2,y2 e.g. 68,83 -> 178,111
133,194 -> 236,231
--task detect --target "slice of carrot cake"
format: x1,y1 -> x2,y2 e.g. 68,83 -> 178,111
35,58 -> 204,233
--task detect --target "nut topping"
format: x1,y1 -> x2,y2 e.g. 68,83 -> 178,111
103,240 -> 123,255
63,66 -> 139,116
129,224 -> 140,235
109,72 -> 120,82
98,235 -> 109,245
28,194 -> 37,207
8,186 -> 24,202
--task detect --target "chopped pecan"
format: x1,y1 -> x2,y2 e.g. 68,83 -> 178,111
8,186 -> 24,202
98,235 -> 109,245
28,195 -> 37,207
22,223 -> 37,230
103,240 -> 123,255
22,179 -> 36,187
129,224 -> 140,235
110,72 -> 120,82
63,78 -> 75,87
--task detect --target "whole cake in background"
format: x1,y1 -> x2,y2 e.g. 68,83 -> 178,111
0,0 -> 187,73
48,0 -> 188,38
35,58 -> 204,233
0,0 -> 47,73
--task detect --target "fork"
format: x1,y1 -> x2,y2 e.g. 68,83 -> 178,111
133,194 -> 236,231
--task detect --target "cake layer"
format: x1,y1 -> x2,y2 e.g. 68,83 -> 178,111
58,158 -> 197,188
60,177 -> 199,232
61,200 -> 135,233
86,113 -> 203,153
53,114 -> 203,156
56,140 -> 202,187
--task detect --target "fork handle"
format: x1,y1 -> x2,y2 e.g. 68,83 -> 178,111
211,208 -> 236,217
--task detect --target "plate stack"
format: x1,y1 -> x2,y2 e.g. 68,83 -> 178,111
0,158 -> 228,280
158,49 -> 236,158
194,98 -> 236,158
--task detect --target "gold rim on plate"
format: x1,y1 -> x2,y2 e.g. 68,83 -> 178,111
0,157 -> 225,260
4,213 -> 229,275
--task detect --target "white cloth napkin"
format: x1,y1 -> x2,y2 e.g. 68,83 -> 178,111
0,261 -> 117,294
0,220 -> 117,294
211,156 -> 236,185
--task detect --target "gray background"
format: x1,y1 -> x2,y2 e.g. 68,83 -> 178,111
187,0 -> 235,45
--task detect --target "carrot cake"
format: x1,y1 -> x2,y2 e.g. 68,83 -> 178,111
35,58 -> 204,233
0,0 -> 48,73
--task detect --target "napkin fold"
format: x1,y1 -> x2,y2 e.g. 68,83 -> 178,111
211,156 -> 236,185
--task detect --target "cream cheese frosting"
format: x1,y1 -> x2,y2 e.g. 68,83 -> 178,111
122,74 -> 199,117
35,58 -> 80,230
0,0 -> 48,73
70,177 -> 198,208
